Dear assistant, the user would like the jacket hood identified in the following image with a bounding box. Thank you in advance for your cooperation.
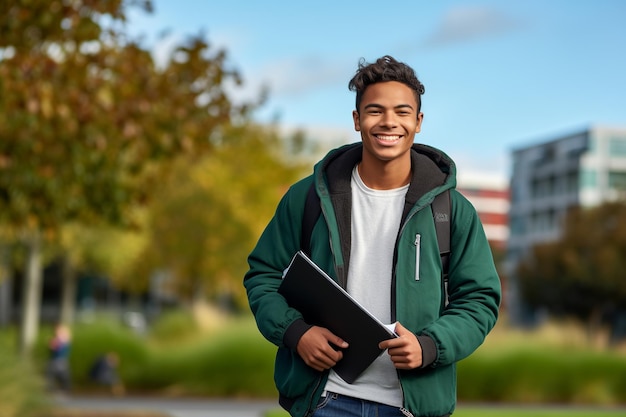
[313,142,457,206]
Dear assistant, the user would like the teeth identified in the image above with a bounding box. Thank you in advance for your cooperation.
[377,135,400,141]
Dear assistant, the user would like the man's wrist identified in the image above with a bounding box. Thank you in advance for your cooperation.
[283,319,313,350]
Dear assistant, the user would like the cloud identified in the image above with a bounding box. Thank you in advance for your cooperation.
[255,55,351,97]
[424,6,524,47]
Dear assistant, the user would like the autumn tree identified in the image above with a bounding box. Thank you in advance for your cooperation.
[139,124,309,310]
[517,201,626,340]
[0,0,256,355]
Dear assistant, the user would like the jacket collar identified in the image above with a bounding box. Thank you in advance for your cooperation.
[318,142,455,203]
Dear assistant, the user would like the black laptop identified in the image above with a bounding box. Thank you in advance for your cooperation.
[278,251,397,383]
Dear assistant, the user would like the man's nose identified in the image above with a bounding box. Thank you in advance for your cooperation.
[381,111,397,127]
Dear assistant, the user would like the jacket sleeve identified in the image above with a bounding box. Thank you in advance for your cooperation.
[243,178,313,349]
[421,190,502,367]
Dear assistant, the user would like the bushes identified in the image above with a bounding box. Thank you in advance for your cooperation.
[86,313,625,404]
[53,312,277,397]
[2,312,624,405]
[456,319,626,405]
[131,320,276,397]
[458,349,626,405]
[68,318,149,390]
[0,331,50,417]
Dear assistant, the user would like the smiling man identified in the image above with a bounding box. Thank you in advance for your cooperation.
[244,56,501,417]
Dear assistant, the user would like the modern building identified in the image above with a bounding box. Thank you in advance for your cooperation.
[456,172,510,250]
[505,125,626,322]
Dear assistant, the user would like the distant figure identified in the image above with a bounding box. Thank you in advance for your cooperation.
[89,352,125,396]
[47,323,72,393]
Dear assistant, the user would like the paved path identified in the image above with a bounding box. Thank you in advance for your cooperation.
[55,395,279,417]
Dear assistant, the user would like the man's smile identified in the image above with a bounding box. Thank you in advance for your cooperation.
[375,134,403,143]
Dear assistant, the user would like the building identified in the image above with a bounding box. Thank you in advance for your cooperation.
[505,125,626,322]
[457,172,510,250]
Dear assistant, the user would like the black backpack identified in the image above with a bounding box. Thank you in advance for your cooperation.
[300,183,451,301]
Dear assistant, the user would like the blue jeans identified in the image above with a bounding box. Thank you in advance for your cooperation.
[312,392,409,417]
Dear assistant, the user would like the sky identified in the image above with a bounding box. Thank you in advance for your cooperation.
[126,1,626,180]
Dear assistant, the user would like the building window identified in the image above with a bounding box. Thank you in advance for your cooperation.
[609,138,626,156]
[608,171,626,190]
[580,169,596,188]
[565,170,579,193]
[509,215,524,236]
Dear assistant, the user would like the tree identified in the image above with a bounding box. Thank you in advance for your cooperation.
[0,0,255,355]
[140,124,308,309]
[517,201,626,340]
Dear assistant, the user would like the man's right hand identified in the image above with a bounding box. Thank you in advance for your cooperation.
[296,326,349,371]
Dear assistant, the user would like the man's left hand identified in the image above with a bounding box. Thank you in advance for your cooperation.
[379,322,423,369]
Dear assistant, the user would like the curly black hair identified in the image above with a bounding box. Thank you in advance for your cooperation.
[348,55,425,114]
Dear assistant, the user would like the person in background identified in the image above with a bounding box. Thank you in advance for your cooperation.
[47,323,72,393]
[89,351,125,396]
[244,56,501,417]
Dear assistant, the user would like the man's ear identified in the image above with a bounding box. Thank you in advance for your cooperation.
[353,110,360,131]
[415,112,424,133]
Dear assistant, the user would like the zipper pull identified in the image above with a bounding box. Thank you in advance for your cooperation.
[414,234,421,281]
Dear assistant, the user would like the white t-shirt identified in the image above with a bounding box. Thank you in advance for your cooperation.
[323,165,408,407]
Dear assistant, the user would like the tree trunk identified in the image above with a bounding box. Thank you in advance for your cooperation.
[59,254,77,325]
[19,230,43,358]
[0,245,12,327]
[587,306,606,348]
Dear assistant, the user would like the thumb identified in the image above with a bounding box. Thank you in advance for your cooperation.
[394,321,409,335]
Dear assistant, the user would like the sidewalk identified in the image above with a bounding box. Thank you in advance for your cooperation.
[55,395,279,417]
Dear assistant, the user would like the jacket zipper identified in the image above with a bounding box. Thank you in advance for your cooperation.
[399,407,416,417]
[304,374,325,417]
[392,203,431,415]
[414,233,421,281]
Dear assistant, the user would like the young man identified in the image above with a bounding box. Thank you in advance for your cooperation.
[244,56,501,417]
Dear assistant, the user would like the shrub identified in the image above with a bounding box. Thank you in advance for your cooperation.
[147,309,199,345]
[0,330,50,417]
[457,332,626,405]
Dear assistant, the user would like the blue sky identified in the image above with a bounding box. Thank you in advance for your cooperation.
[127,1,626,179]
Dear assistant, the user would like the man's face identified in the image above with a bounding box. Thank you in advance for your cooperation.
[353,81,423,165]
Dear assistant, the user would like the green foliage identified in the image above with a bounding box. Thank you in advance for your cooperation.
[518,202,626,329]
[41,318,150,388]
[0,0,253,231]
[0,0,260,356]
[458,349,626,405]
[0,330,50,417]
[132,320,277,397]
[147,309,199,345]
[32,315,625,404]
[141,123,309,305]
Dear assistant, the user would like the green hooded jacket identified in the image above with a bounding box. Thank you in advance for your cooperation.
[244,142,501,417]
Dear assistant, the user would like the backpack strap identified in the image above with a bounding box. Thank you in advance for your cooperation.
[300,182,321,256]
[431,190,451,305]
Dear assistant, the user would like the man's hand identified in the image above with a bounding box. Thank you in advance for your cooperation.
[296,326,349,371]
[379,322,423,369]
